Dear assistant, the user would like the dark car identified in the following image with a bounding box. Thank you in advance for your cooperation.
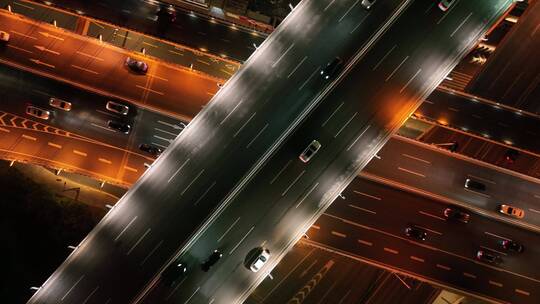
[500,240,524,253]
[320,57,343,80]
[125,57,148,74]
[476,250,501,264]
[464,178,486,191]
[107,120,131,134]
[161,261,187,286]
[405,226,427,241]
[444,207,470,223]
[201,250,222,272]
[139,143,162,156]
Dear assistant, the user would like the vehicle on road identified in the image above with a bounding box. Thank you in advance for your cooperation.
[161,260,187,286]
[500,240,524,253]
[201,250,222,272]
[49,98,72,111]
[405,226,427,241]
[299,140,322,163]
[320,57,343,80]
[139,143,162,156]
[464,178,486,191]
[0,31,9,42]
[107,120,131,134]
[499,204,525,219]
[125,57,148,74]
[26,105,50,120]
[438,0,456,11]
[361,0,377,10]
[106,101,129,115]
[247,248,270,272]
[444,207,470,223]
[476,250,501,264]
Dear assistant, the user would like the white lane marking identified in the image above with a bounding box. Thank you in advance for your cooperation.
[167,158,190,183]
[424,2,435,14]
[350,12,371,34]
[95,109,119,118]
[296,182,319,208]
[229,226,255,255]
[0,127,10,133]
[346,125,370,151]
[270,160,293,184]
[140,240,163,266]
[217,217,241,242]
[373,45,397,71]
[151,142,168,149]
[193,181,216,206]
[402,153,431,164]
[311,225,320,230]
[220,99,244,125]
[419,210,446,221]
[353,190,381,201]
[450,12,473,37]
[331,231,347,238]
[489,280,503,287]
[246,123,269,148]
[529,208,540,214]
[334,112,358,138]
[282,170,306,196]
[10,30,37,39]
[287,56,308,78]
[436,264,451,271]
[76,51,104,61]
[48,142,62,149]
[183,286,200,304]
[484,231,511,241]
[324,0,337,11]
[385,56,409,82]
[71,65,99,75]
[81,286,99,304]
[157,120,182,129]
[22,134,37,141]
[114,216,138,242]
[98,158,112,164]
[534,194,540,199]
[515,289,530,296]
[398,167,425,178]
[124,166,138,173]
[181,169,205,196]
[127,228,151,255]
[154,128,178,136]
[164,277,187,300]
[91,122,115,132]
[73,150,88,157]
[338,0,360,23]
[272,43,295,68]
[153,135,173,143]
[399,68,422,93]
[410,256,424,263]
[467,174,495,184]
[436,0,460,24]
[233,112,256,138]
[463,272,477,279]
[61,275,85,301]
[384,247,398,254]
[480,245,507,256]
[299,67,321,91]
[135,85,164,95]
[358,239,373,246]
[414,224,442,236]
[322,102,344,127]
[348,204,376,214]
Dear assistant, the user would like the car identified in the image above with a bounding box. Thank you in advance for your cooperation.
[299,140,321,163]
[106,101,129,115]
[0,30,9,42]
[107,120,131,134]
[125,57,148,74]
[500,240,524,253]
[476,250,501,264]
[248,248,271,272]
[49,98,72,111]
[438,0,456,11]
[26,105,50,120]
[405,226,427,241]
[361,0,377,10]
[161,260,187,286]
[139,143,162,156]
[320,57,343,80]
[499,204,525,219]
[443,207,470,223]
[201,250,222,272]
[464,178,486,191]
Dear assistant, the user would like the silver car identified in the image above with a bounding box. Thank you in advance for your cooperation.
[106,101,129,115]
[248,248,270,273]
[299,140,321,163]
[26,105,50,120]
[49,98,72,111]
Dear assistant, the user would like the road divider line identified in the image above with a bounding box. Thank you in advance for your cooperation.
[98,158,112,164]
[229,226,254,255]
[515,289,530,296]
[154,128,178,136]
[358,239,373,246]
[331,231,346,238]
[436,264,451,271]
[29,58,55,69]
[126,228,151,256]
[13,2,35,10]
[528,208,540,214]
[353,190,382,201]
[311,225,320,230]
[7,44,33,54]
[484,231,511,240]
[419,211,446,221]
[73,150,87,157]
[76,51,104,61]
[397,166,426,177]
[383,247,398,254]
[10,30,37,39]
[38,31,64,41]
[217,217,241,242]
[197,59,210,65]
[488,280,503,287]
[410,256,424,263]
[114,216,137,242]
[22,134,37,141]
[402,153,431,164]
[150,75,168,82]
[71,65,99,75]
[142,41,158,48]
[48,142,62,149]
[124,166,138,173]
[135,85,164,95]
[167,158,190,183]
[463,272,476,279]
[348,204,376,214]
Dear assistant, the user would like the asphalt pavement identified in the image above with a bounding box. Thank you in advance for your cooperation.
[142,1,515,303]
[26,0,413,302]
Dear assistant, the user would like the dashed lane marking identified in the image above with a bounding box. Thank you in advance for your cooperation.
[124,166,138,173]
[98,158,112,164]
[436,264,451,271]
[22,134,37,141]
[73,150,87,157]
[358,239,373,246]
[331,231,346,238]
[383,248,398,254]
[463,272,477,279]
[48,142,62,149]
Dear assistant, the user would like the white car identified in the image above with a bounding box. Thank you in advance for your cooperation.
[49,98,72,111]
[248,248,270,272]
[0,31,9,42]
[26,105,50,120]
[106,101,129,115]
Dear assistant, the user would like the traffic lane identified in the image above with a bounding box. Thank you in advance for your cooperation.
[0,0,79,30]
[0,11,217,118]
[418,89,540,153]
[364,136,540,230]
[330,177,540,281]
[28,0,415,302]
[0,125,149,185]
[152,0,509,302]
[310,214,539,304]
